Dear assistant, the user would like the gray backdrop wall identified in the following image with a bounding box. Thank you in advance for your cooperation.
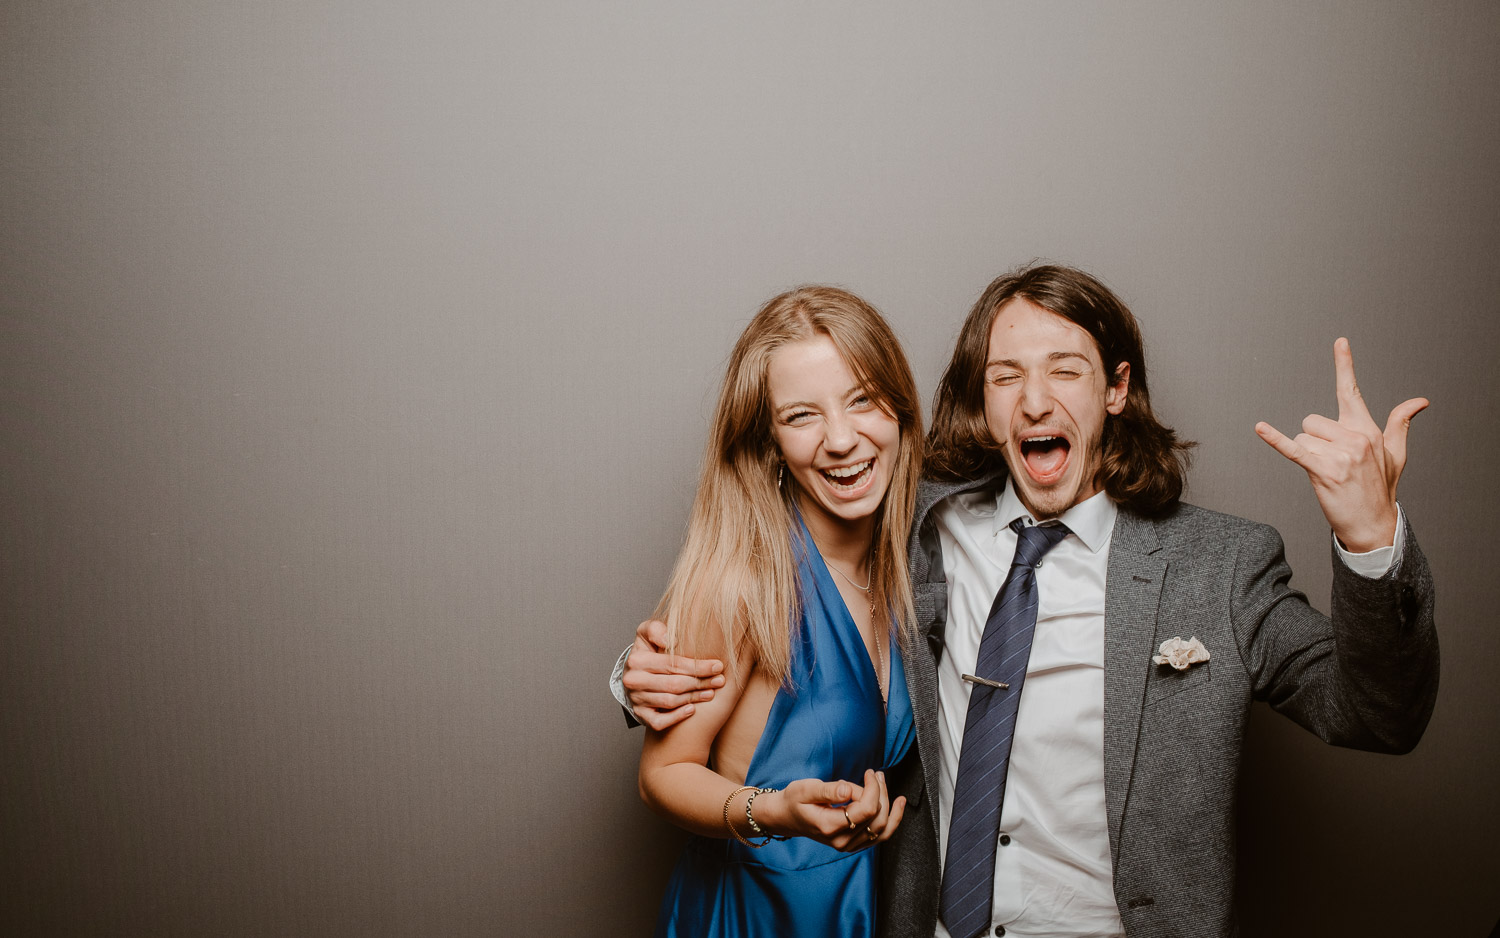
[3,1,1497,935]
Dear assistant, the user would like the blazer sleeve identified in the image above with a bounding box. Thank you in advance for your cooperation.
[1230,518,1438,754]
[609,644,643,728]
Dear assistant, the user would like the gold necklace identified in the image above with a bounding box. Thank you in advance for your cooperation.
[827,561,885,703]
[825,561,871,592]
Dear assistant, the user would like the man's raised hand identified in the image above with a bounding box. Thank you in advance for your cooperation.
[623,619,726,731]
[1255,337,1427,552]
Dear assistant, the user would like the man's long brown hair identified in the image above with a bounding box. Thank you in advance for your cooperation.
[926,263,1193,517]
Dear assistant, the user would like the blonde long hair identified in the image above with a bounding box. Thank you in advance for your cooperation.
[654,286,923,685]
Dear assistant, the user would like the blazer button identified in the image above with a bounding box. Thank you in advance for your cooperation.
[998,834,1011,846]
[993,927,1006,936]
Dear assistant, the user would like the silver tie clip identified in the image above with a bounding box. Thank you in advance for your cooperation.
[962,673,1009,690]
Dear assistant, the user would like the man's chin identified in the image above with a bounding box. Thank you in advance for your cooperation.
[1011,474,1077,520]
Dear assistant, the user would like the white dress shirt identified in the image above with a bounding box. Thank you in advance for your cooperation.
[934,483,1121,938]
[931,481,1404,938]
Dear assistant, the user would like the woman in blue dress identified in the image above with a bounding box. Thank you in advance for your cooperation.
[638,286,921,937]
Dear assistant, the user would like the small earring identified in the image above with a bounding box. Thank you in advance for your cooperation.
[777,464,784,490]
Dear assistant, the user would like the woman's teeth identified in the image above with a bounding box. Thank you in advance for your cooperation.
[821,459,873,490]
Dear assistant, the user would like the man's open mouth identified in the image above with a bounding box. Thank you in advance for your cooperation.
[1019,436,1070,481]
[820,459,874,491]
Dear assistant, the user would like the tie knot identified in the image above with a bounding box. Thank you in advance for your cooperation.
[1008,517,1069,568]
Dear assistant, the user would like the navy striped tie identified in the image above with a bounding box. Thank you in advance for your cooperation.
[939,518,1069,938]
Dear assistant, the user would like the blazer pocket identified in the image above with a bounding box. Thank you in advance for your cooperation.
[1144,660,1211,706]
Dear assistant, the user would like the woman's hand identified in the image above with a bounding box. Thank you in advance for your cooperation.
[750,770,906,851]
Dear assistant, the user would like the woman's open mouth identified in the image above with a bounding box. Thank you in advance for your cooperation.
[820,458,875,492]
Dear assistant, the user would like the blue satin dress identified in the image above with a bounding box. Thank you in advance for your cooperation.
[653,520,916,937]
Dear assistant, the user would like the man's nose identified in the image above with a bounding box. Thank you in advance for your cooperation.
[1020,376,1054,420]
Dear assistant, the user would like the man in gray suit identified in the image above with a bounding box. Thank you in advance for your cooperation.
[617,263,1437,937]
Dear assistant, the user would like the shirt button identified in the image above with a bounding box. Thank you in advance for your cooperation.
[993,927,1006,936]
[998,833,1011,846]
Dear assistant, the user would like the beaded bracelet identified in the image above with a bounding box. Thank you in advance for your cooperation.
[722,786,787,848]
[745,788,788,845]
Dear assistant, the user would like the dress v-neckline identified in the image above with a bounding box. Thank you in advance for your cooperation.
[796,517,888,708]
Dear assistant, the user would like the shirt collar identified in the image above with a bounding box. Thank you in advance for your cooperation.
[994,479,1117,555]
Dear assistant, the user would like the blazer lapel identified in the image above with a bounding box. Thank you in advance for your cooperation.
[908,470,1007,646]
[1103,509,1166,861]
[904,470,1008,826]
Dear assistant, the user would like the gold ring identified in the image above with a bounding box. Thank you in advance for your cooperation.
[842,808,856,830]
[865,827,878,841]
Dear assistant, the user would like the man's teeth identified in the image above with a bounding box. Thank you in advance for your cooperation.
[825,460,872,479]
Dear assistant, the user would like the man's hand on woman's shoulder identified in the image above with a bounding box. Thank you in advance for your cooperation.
[624,619,727,731]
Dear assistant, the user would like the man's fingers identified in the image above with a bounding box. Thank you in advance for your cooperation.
[632,620,723,676]
[630,689,714,710]
[1333,337,1373,424]
[631,621,725,674]
[622,664,722,693]
[624,668,711,694]
[630,619,725,680]
[642,651,725,679]
[1300,412,1355,444]
[627,649,726,681]
[1382,397,1429,468]
[1255,421,1309,467]
[669,654,724,678]
[636,704,694,731]
[638,619,670,650]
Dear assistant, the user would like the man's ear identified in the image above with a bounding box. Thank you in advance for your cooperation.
[1105,361,1130,415]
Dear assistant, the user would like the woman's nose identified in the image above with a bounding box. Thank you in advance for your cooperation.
[823,414,858,452]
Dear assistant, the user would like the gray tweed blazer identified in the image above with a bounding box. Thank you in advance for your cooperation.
[877,473,1439,938]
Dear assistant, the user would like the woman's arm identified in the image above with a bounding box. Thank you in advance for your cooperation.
[637,625,905,849]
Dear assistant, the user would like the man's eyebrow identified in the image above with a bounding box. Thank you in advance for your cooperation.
[985,351,1091,368]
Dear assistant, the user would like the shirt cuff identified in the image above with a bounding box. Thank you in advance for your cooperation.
[609,644,635,714]
[1334,503,1406,579]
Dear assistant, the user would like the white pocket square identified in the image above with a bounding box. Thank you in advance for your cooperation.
[1153,636,1210,671]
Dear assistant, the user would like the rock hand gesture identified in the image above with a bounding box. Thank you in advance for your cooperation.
[1255,338,1428,552]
